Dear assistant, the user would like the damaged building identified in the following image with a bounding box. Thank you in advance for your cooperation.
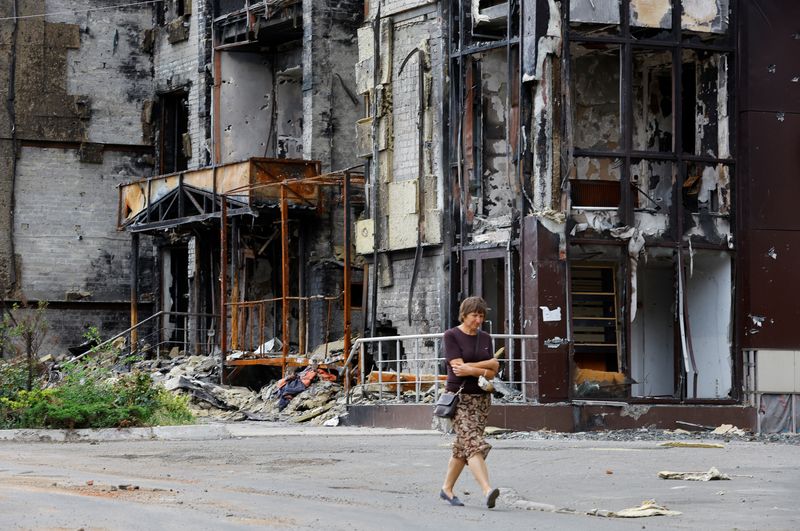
[347,0,800,433]
[1,0,799,432]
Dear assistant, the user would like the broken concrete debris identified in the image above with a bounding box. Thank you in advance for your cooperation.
[658,467,730,481]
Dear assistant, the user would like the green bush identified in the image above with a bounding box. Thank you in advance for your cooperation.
[0,359,194,429]
[0,359,31,401]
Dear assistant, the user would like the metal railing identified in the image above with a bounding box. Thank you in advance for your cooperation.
[75,311,219,362]
[344,333,538,405]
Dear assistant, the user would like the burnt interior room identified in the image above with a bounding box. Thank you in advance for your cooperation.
[565,0,735,401]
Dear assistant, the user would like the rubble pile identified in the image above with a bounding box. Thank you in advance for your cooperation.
[492,426,800,445]
[135,353,349,424]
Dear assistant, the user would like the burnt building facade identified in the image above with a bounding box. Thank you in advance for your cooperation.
[2,0,798,431]
[353,0,799,432]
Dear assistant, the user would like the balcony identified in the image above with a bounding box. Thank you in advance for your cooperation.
[118,157,321,232]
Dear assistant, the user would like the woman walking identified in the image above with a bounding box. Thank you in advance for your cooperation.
[439,296,501,509]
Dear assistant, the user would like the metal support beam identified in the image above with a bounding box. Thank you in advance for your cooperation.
[130,232,139,352]
[280,183,289,375]
[220,197,228,383]
[343,171,353,391]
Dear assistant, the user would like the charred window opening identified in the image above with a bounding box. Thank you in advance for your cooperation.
[159,0,190,26]
[215,0,248,17]
[450,0,519,248]
[162,245,190,345]
[472,1,517,40]
[571,44,621,152]
[632,48,673,152]
[566,0,735,401]
[463,250,515,336]
[159,90,189,174]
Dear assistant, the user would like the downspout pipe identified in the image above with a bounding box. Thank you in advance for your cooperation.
[369,4,381,341]
[4,0,20,294]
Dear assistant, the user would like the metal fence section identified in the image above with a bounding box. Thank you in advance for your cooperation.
[81,311,219,361]
[344,333,538,405]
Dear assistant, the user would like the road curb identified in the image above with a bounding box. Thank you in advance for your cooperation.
[0,422,437,442]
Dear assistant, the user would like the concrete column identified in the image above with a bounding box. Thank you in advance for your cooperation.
[302,0,362,172]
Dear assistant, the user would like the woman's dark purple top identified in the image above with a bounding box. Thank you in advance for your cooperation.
[443,327,493,394]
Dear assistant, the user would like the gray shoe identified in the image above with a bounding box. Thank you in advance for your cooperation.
[485,488,500,509]
[440,489,465,506]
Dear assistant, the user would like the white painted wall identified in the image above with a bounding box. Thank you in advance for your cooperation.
[631,265,675,396]
[686,250,733,398]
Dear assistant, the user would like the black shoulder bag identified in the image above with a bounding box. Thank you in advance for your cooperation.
[433,384,463,418]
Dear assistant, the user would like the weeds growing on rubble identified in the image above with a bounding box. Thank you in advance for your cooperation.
[0,358,194,430]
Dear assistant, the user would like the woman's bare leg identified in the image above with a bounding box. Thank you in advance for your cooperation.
[467,453,492,495]
[442,456,466,496]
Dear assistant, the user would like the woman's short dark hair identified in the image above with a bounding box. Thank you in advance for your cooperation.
[459,296,488,322]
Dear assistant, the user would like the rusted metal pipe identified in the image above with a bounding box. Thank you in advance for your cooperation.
[231,216,239,350]
[280,183,289,375]
[130,232,139,352]
[343,171,352,390]
[220,197,228,384]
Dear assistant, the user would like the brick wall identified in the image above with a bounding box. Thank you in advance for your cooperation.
[47,0,155,146]
[153,0,208,169]
[374,252,446,336]
[14,147,151,302]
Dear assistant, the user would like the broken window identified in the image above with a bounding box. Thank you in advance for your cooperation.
[449,0,519,248]
[681,0,729,38]
[215,0,247,17]
[632,159,673,211]
[570,0,620,36]
[159,90,189,174]
[472,1,518,40]
[566,1,735,400]
[683,51,731,158]
[632,48,673,152]
[682,162,730,215]
[630,0,672,40]
[571,44,621,151]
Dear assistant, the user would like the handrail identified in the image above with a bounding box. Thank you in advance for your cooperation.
[71,311,219,362]
[344,333,538,402]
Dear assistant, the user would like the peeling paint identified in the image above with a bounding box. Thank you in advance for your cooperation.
[544,336,568,348]
[570,210,620,236]
[572,48,620,150]
[569,0,619,25]
[524,0,561,83]
[620,403,651,420]
[630,0,671,29]
[681,0,728,34]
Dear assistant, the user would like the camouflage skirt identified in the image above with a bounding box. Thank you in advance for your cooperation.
[451,393,492,460]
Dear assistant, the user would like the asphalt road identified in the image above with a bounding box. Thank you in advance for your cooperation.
[0,423,798,530]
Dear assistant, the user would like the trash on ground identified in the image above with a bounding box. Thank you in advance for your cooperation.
[660,441,725,448]
[658,467,730,481]
[589,499,682,518]
[711,424,748,436]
